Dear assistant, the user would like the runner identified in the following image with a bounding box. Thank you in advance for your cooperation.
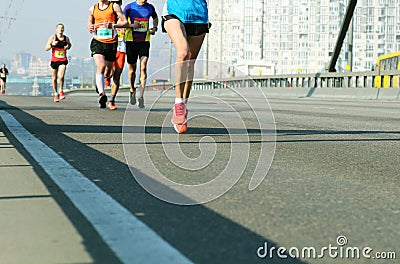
[0,64,9,95]
[106,0,127,110]
[162,0,211,133]
[45,23,72,102]
[124,0,159,108]
[88,0,128,108]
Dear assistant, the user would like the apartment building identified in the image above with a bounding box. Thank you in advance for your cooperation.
[206,0,400,77]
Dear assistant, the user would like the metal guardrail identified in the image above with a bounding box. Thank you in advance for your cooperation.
[65,70,400,93]
[191,70,400,90]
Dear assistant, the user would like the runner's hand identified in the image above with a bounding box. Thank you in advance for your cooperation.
[130,21,140,29]
[105,21,113,29]
[88,24,95,34]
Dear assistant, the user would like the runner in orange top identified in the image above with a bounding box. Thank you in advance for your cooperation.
[88,0,127,108]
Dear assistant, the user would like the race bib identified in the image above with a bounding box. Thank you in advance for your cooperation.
[117,31,125,40]
[55,50,66,59]
[96,27,114,39]
[134,20,149,33]
[0,73,5,78]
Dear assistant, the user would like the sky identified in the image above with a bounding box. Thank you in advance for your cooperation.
[0,0,168,60]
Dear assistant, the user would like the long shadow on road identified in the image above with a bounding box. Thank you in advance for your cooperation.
[1,100,308,264]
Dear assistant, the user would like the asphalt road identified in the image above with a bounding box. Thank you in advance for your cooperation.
[0,88,399,264]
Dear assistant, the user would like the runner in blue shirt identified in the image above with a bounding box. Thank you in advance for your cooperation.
[162,0,211,133]
[124,0,158,108]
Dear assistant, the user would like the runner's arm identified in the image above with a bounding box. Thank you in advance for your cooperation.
[149,16,159,35]
[65,36,72,50]
[112,3,128,28]
[88,6,95,34]
[45,35,55,51]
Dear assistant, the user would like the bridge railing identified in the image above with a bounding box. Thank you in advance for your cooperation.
[190,70,400,90]
[66,70,400,92]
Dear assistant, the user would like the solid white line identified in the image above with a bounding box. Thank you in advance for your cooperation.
[0,110,192,264]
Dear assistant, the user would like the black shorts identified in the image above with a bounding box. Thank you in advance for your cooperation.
[90,38,118,62]
[50,60,68,70]
[161,14,210,36]
[126,41,150,65]
[0,77,6,83]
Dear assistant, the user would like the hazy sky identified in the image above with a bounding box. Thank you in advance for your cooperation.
[0,0,168,60]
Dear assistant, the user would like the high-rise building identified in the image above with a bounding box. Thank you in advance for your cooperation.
[205,0,400,77]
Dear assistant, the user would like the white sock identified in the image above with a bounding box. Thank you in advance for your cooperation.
[175,98,184,104]
[96,74,105,94]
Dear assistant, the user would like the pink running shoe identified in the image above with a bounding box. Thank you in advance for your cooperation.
[60,91,65,100]
[171,102,187,125]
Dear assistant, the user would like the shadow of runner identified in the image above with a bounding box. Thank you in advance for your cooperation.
[0,100,308,264]
[0,106,122,264]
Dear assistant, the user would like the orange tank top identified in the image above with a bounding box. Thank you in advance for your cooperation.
[93,2,118,43]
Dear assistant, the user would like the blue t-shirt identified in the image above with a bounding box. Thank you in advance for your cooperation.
[124,2,157,42]
[163,0,208,24]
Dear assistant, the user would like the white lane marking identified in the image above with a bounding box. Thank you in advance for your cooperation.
[0,110,192,264]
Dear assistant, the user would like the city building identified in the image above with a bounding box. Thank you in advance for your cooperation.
[12,52,31,75]
[206,0,400,78]
[28,56,51,77]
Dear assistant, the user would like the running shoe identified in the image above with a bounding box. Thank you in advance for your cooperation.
[1,90,5,95]
[173,123,188,134]
[99,92,108,108]
[109,101,118,110]
[174,105,188,133]
[130,90,136,105]
[54,94,60,102]
[138,97,144,108]
[171,102,187,125]
[60,91,65,100]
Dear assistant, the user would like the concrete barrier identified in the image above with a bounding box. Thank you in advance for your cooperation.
[376,88,400,100]
[261,87,399,100]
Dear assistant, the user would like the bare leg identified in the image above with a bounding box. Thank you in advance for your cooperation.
[93,54,107,74]
[164,19,190,99]
[128,63,137,93]
[111,67,123,98]
[58,64,67,92]
[0,79,6,93]
[51,69,58,94]
[138,56,148,98]
[183,34,206,100]
[105,65,113,83]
